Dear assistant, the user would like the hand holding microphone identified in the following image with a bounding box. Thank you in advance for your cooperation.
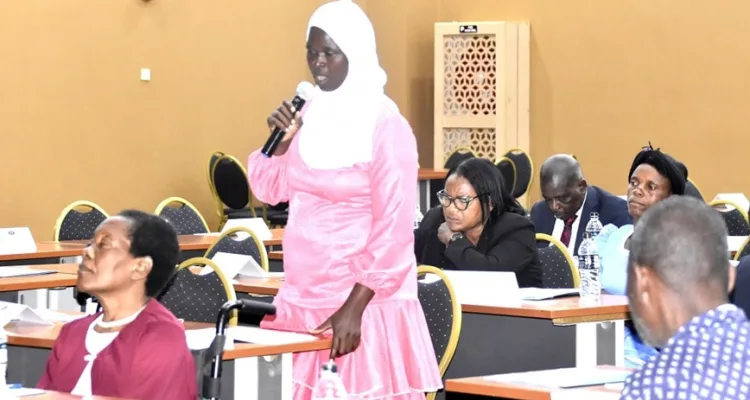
[262,81,316,157]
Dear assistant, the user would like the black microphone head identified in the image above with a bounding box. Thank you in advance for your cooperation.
[296,81,316,101]
[239,298,277,316]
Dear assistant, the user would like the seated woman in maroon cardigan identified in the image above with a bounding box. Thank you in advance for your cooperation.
[414,158,542,287]
[37,210,197,400]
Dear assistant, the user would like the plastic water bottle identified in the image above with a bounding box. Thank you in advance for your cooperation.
[585,212,603,238]
[578,232,591,297]
[577,232,601,303]
[311,360,347,400]
[414,205,424,229]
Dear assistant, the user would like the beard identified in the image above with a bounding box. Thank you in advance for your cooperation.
[630,307,666,349]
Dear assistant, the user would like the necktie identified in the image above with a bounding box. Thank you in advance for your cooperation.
[560,215,577,247]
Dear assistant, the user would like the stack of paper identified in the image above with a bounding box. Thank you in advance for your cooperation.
[0,301,54,327]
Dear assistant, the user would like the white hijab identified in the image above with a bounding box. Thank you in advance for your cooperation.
[297,0,388,170]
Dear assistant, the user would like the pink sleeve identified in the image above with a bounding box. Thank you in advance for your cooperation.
[122,324,198,400]
[247,148,291,205]
[349,113,419,297]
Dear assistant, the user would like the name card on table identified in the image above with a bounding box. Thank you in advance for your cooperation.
[0,227,36,255]
[441,270,522,306]
[202,252,267,279]
[220,218,272,241]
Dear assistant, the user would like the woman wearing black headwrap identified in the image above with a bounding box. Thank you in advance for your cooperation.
[595,143,687,368]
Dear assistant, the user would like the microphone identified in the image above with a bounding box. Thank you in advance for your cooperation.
[261,81,316,157]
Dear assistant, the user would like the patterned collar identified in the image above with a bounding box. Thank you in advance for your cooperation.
[668,303,744,343]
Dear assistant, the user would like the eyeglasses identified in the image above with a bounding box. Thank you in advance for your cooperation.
[436,190,480,211]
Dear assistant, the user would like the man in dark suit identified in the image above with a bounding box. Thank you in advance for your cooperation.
[530,154,632,256]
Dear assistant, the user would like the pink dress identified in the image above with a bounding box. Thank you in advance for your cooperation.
[247,99,442,399]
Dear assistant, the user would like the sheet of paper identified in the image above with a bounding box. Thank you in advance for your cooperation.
[551,389,621,400]
[519,288,580,301]
[0,227,36,255]
[0,267,55,278]
[185,328,235,350]
[727,236,747,253]
[713,193,750,214]
[441,270,521,306]
[221,218,273,241]
[0,301,53,327]
[8,387,47,397]
[193,232,221,236]
[730,259,739,268]
[32,309,86,323]
[484,367,631,389]
[204,252,267,279]
[604,382,625,391]
[231,326,318,345]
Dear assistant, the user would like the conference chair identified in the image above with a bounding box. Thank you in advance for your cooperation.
[155,196,210,235]
[494,156,518,196]
[503,148,534,199]
[685,178,704,201]
[417,265,462,400]
[212,154,261,229]
[204,227,269,272]
[535,233,580,289]
[158,257,238,326]
[709,199,750,236]
[206,150,226,226]
[53,200,109,241]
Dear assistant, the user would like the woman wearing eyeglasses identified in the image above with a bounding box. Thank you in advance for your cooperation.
[414,158,541,287]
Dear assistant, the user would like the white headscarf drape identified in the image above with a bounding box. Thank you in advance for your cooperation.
[297,0,388,170]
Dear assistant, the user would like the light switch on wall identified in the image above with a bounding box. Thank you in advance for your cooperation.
[140,68,151,82]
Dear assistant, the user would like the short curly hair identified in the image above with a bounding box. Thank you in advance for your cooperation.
[118,209,180,297]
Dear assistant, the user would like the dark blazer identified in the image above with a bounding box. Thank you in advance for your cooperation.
[530,185,632,255]
[730,256,750,316]
[414,206,542,288]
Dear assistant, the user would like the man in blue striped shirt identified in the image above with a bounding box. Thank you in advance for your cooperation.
[621,196,749,400]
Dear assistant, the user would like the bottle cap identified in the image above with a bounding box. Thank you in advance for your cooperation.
[322,359,337,373]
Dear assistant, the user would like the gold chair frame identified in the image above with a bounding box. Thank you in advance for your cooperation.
[503,147,535,198]
[53,200,110,241]
[204,226,270,272]
[176,257,238,326]
[211,154,265,230]
[417,265,463,400]
[535,233,580,288]
[494,156,518,195]
[154,196,210,233]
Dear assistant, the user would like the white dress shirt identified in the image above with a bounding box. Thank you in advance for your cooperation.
[550,191,587,256]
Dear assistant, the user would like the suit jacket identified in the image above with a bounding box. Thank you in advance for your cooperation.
[731,256,750,316]
[530,185,632,255]
[37,299,197,400]
[414,206,542,287]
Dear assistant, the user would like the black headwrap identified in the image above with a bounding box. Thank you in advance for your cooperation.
[628,143,687,195]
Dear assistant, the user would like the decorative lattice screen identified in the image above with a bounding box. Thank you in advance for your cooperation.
[434,21,530,168]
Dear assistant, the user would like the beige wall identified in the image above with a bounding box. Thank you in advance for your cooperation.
[1,0,747,238]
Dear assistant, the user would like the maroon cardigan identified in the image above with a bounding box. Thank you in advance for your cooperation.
[37,299,197,400]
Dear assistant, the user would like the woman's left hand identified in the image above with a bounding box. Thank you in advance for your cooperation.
[438,222,454,245]
[309,284,374,358]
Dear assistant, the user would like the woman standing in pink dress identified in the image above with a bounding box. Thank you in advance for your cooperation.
[246,1,442,398]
